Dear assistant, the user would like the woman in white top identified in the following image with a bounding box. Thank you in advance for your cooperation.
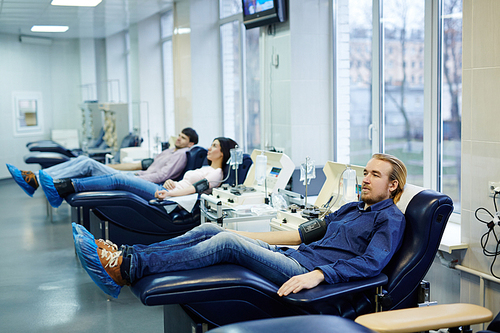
[38,137,238,208]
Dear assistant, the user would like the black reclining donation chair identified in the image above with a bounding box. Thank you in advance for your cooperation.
[66,149,252,246]
[207,315,376,333]
[208,303,495,333]
[129,184,453,332]
[24,131,140,168]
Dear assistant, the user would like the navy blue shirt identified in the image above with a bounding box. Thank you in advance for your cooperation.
[282,198,405,284]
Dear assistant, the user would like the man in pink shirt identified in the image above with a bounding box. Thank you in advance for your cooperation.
[112,127,198,183]
[7,128,199,197]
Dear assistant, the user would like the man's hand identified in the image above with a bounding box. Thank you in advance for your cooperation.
[155,190,170,200]
[163,179,176,190]
[277,269,325,297]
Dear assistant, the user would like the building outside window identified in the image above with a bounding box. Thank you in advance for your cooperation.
[336,0,462,213]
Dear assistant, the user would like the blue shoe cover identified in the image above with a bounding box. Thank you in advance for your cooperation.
[6,164,35,197]
[39,170,63,208]
[73,234,122,298]
[72,222,94,240]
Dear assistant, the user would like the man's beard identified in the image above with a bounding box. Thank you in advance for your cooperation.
[361,191,391,206]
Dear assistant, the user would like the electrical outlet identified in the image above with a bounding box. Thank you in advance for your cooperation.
[488,181,500,197]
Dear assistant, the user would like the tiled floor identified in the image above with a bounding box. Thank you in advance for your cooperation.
[0,179,163,332]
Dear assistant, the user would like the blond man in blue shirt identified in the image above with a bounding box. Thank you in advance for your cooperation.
[73,153,407,299]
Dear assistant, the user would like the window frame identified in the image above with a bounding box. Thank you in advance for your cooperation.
[334,0,461,220]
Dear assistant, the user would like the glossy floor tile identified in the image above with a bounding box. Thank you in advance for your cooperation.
[0,179,163,333]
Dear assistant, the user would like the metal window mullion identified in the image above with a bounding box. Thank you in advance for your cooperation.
[240,23,248,151]
[372,0,384,154]
[219,12,243,25]
[423,0,441,190]
[332,0,338,162]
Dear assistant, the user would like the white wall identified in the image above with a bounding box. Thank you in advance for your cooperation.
[0,34,81,179]
[106,31,128,103]
[261,0,333,166]
[137,14,165,150]
[79,38,97,101]
[459,0,500,318]
[289,0,332,165]
[190,0,222,148]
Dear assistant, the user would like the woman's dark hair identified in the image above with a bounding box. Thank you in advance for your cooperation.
[208,137,238,175]
[181,127,199,145]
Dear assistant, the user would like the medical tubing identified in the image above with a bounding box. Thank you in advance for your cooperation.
[320,167,360,219]
[474,192,500,279]
[319,168,345,219]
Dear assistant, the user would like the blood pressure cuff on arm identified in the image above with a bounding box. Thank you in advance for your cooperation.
[298,218,327,244]
[193,179,209,194]
[141,158,154,170]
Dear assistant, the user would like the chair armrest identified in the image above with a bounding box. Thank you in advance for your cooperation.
[23,152,71,169]
[282,274,388,306]
[66,191,174,208]
[355,303,493,333]
[130,263,388,308]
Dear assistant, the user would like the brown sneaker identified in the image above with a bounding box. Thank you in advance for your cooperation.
[95,239,119,253]
[97,248,130,286]
[21,170,39,190]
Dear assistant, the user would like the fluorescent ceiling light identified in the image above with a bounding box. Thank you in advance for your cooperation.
[31,25,69,33]
[51,0,102,7]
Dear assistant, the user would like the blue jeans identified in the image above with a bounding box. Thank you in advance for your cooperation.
[72,173,163,201]
[124,223,310,285]
[44,156,118,179]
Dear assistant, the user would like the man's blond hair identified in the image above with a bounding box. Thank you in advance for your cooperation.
[372,153,407,204]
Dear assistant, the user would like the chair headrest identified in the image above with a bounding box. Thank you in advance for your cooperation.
[396,184,425,214]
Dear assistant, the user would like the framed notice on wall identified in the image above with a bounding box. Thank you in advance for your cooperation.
[12,91,44,136]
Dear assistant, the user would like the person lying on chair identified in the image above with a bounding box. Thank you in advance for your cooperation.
[30,137,237,208]
[6,127,199,197]
[73,153,407,299]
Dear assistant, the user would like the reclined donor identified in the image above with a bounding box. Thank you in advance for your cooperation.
[73,153,408,299]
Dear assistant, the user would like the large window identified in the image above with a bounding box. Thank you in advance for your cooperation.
[219,0,261,152]
[383,1,425,186]
[336,0,462,213]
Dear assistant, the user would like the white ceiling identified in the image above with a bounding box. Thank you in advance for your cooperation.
[0,0,174,39]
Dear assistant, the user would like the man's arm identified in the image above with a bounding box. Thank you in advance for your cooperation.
[107,162,142,171]
[232,229,323,296]
[277,269,325,296]
[230,229,302,245]
[139,150,187,183]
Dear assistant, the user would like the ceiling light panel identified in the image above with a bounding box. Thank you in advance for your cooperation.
[31,25,69,32]
[51,0,102,7]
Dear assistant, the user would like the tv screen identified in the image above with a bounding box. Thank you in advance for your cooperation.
[242,0,286,29]
[243,0,274,16]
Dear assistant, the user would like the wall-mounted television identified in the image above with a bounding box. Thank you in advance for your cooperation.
[242,0,287,29]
